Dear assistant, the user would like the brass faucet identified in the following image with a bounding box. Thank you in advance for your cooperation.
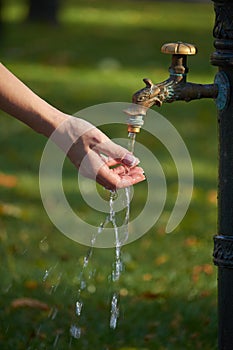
[126,41,228,134]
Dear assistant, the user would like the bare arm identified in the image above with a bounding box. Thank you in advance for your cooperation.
[0,63,145,189]
[0,63,66,136]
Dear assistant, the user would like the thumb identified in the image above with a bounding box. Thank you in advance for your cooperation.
[95,139,140,167]
[121,152,140,167]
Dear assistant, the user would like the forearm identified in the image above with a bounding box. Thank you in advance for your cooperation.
[0,64,145,189]
[0,63,67,137]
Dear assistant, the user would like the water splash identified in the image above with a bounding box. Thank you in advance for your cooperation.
[111,247,123,283]
[70,131,137,336]
[109,190,125,329]
[53,334,59,348]
[43,270,49,282]
[70,324,81,339]
[42,268,51,282]
[48,307,58,320]
[75,301,83,316]
[71,229,100,340]
[110,292,120,330]
[108,133,136,329]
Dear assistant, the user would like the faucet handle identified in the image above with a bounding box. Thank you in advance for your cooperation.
[161,42,197,55]
[161,42,197,76]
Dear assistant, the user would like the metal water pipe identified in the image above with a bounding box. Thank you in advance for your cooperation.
[212,1,233,349]
[126,1,233,348]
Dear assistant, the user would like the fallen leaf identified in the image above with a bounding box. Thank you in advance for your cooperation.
[155,254,169,266]
[139,291,161,300]
[192,264,214,283]
[142,273,153,281]
[24,280,39,290]
[0,172,17,188]
[11,298,49,311]
[184,237,200,248]
[200,290,211,298]
[192,266,202,283]
[207,189,217,205]
[202,264,214,275]
[119,288,128,296]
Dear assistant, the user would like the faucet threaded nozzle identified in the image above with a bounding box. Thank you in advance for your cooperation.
[127,114,144,133]
[127,125,141,133]
[124,107,145,134]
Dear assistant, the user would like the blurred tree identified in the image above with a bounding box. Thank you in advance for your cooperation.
[27,0,60,24]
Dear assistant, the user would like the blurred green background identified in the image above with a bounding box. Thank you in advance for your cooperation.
[0,1,218,349]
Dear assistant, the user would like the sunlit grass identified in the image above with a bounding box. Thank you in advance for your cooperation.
[61,3,213,29]
[1,2,27,22]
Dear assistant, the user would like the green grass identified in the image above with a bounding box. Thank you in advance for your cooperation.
[0,1,218,349]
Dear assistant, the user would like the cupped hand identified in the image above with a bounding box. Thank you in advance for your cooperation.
[54,116,145,190]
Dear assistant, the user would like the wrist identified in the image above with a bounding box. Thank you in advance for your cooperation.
[34,105,69,138]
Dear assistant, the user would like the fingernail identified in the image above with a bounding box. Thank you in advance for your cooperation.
[122,153,139,167]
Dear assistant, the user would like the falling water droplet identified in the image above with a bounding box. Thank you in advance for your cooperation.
[51,307,58,320]
[71,130,136,335]
[43,269,50,282]
[110,293,119,329]
[112,250,123,282]
[48,307,58,320]
[70,324,81,339]
[53,333,60,348]
[75,301,83,316]
[80,280,86,290]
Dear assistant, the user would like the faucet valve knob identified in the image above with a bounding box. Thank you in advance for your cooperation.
[161,41,197,76]
[161,42,197,56]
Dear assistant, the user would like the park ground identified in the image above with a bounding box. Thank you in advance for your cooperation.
[0,1,218,349]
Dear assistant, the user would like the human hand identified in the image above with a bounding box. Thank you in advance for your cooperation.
[52,116,145,190]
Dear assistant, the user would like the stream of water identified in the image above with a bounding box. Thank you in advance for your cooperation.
[70,132,137,339]
[109,132,136,329]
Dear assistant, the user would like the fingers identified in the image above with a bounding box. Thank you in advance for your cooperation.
[72,127,145,189]
[95,139,140,168]
[111,165,144,176]
[79,154,145,190]
[105,154,139,168]
[96,163,146,190]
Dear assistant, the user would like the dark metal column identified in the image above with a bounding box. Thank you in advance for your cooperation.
[211,1,233,349]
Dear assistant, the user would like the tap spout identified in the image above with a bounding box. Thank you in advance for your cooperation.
[125,42,221,134]
[131,42,219,110]
[132,77,218,109]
